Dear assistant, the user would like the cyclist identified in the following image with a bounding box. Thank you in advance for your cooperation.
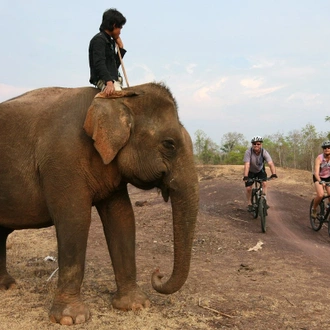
[311,141,330,218]
[243,136,278,212]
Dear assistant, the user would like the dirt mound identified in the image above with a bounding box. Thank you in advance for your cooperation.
[2,165,330,329]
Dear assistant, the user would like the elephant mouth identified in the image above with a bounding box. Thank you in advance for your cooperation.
[129,175,170,203]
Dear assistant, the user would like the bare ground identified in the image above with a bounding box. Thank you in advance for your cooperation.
[1,165,330,330]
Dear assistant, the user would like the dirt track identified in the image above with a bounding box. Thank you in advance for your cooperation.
[1,165,330,329]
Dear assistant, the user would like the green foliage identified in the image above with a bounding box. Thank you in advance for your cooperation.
[194,130,221,164]
[223,145,246,165]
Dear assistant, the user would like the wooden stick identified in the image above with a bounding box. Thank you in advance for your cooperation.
[117,45,129,87]
[228,216,248,223]
[198,298,234,319]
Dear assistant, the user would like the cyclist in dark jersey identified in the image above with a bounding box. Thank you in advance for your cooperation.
[311,141,330,218]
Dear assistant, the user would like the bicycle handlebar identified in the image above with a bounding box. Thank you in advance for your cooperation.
[246,177,274,184]
[319,181,330,186]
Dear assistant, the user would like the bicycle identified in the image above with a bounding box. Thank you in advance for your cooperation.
[309,182,330,235]
[248,177,273,233]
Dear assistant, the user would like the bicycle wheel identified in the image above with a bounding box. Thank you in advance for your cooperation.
[251,189,258,218]
[259,198,267,233]
[310,199,324,231]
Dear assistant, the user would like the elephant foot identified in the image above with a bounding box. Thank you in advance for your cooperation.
[112,288,151,311]
[0,273,16,290]
[49,296,90,325]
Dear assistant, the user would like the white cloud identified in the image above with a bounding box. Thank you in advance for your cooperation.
[287,92,322,106]
[239,76,285,98]
[251,59,276,69]
[240,77,264,89]
[243,85,285,98]
[128,64,156,85]
[192,77,228,102]
[186,63,197,74]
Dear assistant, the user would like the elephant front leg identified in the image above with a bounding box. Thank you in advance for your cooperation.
[0,227,16,290]
[96,191,150,311]
[49,215,91,325]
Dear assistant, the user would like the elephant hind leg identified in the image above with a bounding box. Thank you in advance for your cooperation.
[0,226,16,290]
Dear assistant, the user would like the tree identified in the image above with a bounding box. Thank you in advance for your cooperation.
[223,145,247,165]
[286,130,302,169]
[194,130,220,164]
[220,132,247,153]
[301,124,322,171]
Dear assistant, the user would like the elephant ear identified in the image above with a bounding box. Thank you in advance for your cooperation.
[83,98,132,165]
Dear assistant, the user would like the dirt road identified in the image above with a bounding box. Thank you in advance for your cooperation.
[1,165,330,329]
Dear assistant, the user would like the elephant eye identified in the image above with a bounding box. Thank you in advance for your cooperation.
[162,138,176,150]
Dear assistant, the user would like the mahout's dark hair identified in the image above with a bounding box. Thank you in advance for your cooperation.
[99,8,126,32]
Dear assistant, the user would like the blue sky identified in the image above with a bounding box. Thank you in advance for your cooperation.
[1,0,330,144]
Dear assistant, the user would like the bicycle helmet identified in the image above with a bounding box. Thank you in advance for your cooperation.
[321,141,330,148]
[251,136,263,143]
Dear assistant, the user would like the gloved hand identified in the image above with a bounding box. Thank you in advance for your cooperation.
[243,176,249,181]
[270,174,278,179]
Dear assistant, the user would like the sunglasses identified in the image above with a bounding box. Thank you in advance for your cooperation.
[252,142,262,145]
[323,147,330,150]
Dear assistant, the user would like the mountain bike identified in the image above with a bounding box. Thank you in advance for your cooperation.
[248,177,272,233]
[310,182,330,235]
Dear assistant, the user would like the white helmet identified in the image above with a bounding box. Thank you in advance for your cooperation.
[321,141,330,148]
[251,136,263,143]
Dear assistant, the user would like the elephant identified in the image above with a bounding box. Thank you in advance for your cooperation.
[0,82,199,325]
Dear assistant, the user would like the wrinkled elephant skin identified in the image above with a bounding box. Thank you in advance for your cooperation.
[0,83,199,325]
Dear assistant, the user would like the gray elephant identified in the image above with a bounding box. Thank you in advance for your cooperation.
[0,82,199,325]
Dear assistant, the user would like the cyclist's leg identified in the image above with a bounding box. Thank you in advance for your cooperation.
[256,169,268,194]
[323,176,330,204]
[312,175,324,210]
[245,172,255,209]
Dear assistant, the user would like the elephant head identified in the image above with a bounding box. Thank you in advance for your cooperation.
[83,82,199,294]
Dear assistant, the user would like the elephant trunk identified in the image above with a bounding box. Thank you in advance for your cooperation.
[151,171,199,294]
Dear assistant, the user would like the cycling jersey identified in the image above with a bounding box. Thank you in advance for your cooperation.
[317,153,330,179]
[243,148,272,173]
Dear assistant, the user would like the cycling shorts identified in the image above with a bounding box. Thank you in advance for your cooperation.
[313,175,330,183]
[245,170,267,187]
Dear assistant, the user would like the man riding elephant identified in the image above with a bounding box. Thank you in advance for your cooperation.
[0,82,199,325]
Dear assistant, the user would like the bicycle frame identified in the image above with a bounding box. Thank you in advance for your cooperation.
[310,182,330,235]
[248,177,272,233]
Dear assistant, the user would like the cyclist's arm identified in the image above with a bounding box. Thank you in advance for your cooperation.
[267,161,276,176]
[314,155,322,183]
[243,162,250,177]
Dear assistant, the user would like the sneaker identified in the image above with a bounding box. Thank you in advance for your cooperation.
[247,205,254,212]
[114,80,122,91]
[311,209,317,219]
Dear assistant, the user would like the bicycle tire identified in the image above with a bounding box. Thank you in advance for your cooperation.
[310,199,324,231]
[259,198,267,233]
[251,189,258,218]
